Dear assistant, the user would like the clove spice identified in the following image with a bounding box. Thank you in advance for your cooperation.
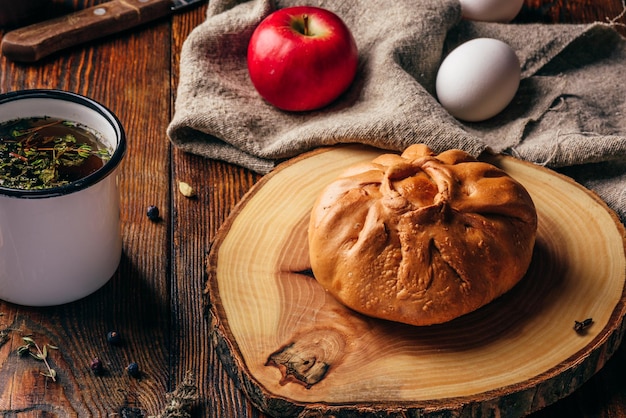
[574,318,593,333]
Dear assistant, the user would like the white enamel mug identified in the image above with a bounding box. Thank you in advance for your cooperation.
[0,90,126,306]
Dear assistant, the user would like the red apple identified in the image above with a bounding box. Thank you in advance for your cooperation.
[247,6,358,112]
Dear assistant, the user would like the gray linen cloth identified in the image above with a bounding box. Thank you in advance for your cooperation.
[167,0,626,223]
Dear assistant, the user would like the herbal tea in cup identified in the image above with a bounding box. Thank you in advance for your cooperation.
[0,89,126,306]
[0,117,112,189]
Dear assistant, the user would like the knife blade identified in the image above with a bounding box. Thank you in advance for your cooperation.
[1,0,205,63]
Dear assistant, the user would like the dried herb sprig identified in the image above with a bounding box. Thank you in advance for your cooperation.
[16,336,59,381]
[149,371,198,418]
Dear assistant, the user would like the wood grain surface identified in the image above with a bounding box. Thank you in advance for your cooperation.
[207,146,626,417]
[0,1,625,417]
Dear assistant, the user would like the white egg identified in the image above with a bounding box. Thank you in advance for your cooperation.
[460,0,524,23]
[435,38,520,122]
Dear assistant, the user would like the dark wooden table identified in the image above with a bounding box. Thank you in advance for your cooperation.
[0,1,625,416]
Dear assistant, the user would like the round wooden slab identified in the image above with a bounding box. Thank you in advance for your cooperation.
[206,145,626,417]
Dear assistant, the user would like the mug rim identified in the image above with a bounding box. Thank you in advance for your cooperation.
[0,89,127,199]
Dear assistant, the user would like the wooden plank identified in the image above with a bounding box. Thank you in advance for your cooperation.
[520,0,626,36]
[0,5,173,416]
[169,3,265,417]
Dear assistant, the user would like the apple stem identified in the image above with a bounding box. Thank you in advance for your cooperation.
[303,14,309,36]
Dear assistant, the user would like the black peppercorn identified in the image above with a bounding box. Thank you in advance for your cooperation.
[107,331,121,345]
[90,357,103,375]
[127,362,140,378]
[146,205,160,221]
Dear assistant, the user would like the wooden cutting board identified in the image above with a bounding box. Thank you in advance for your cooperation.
[205,145,626,417]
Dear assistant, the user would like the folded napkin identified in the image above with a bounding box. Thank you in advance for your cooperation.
[167,0,626,223]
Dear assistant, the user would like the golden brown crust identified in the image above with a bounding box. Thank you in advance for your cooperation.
[308,144,538,326]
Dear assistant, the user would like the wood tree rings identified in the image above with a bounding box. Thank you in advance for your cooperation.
[206,145,626,417]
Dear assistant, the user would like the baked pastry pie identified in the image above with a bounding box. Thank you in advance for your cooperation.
[308,144,538,326]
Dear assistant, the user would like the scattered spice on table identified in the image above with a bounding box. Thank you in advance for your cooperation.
[574,318,593,333]
[147,205,160,221]
[107,330,122,345]
[127,362,140,378]
[90,357,104,375]
[178,181,196,198]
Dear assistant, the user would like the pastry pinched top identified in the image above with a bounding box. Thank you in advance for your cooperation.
[308,144,538,326]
